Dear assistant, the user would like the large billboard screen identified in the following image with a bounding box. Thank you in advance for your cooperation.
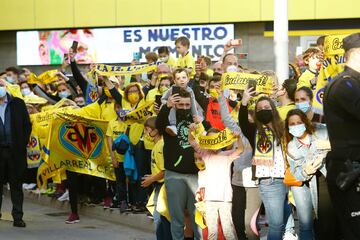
[16,24,234,65]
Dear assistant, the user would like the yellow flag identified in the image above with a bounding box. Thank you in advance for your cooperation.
[221,72,273,94]
[312,35,347,114]
[47,113,115,181]
[28,70,59,84]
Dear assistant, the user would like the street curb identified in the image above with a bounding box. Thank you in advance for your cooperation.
[18,190,155,232]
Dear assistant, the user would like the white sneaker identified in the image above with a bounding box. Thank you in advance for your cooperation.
[22,184,29,189]
[283,232,298,240]
[24,183,37,190]
[57,190,69,202]
[165,126,177,136]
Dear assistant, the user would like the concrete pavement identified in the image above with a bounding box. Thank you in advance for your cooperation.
[0,194,155,240]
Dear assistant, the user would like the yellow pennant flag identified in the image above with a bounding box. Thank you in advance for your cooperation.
[194,128,237,150]
[221,72,273,94]
[28,70,59,84]
[312,35,347,114]
[92,63,157,76]
[47,113,115,181]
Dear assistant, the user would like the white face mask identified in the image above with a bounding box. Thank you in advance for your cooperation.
[289,124,306,138]
[226,65,238,73]
[21,88,31,96]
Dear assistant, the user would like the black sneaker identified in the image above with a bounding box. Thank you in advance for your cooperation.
[132,205,147,214]
[120,201,131,213]
[13,219,26,228]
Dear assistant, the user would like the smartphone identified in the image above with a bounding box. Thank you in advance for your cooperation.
[155,95,162,106]
[63,53,69,61]
[172,86,180,95]
[230,39,242,47]
[71,41,78,52]
[133,52,141,61]
[248,79,257,91]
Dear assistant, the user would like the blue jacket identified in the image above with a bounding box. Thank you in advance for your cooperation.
[113,134,138,182]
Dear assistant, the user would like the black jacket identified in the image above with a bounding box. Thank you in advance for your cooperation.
[324,66,360,159]
[1,95,32,179]
[156,105,198,174]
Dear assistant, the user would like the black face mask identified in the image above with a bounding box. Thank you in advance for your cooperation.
[176,109,192,121]
[199,86,206,92]
[228,99,238,109]
[255,109,273,124]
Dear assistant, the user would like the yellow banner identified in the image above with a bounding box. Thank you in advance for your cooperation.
[6,83,23,99]
[312,35,347,114]
[195,128,237,150]
[221,72,273,94]
[92,63,157,76]
[28,70,59,84]
[123,101,154,124]
[47,114,115,181]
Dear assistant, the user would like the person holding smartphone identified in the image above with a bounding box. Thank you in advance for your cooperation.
[285,109,329,240]
[160,68,200,136]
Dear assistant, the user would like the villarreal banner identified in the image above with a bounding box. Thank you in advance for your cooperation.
[26,132,41,169]
[221,72,273,94]
[92,63,157,76]
[312,35,346,114]
[47,114,115,181]
[28,70,59,84]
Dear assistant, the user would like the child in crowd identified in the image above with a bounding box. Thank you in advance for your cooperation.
[297,47,322,90]
[158,46,177,69]
[161,68,199,136]
[106,102,131,212]
[142,116,172,240]
[189,124,244,240]
[175,36,196,79]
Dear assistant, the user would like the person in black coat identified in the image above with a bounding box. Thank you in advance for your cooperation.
[0,84,32,228]
[323,33,360,239]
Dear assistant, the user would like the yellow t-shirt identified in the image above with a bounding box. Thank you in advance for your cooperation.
[106,119,128,162]
[165,56,177,69]
[297,69,316,90]
[277,103,296,121]
[101,101,117,121]
[177,52,196,78]
[151,139,165,183]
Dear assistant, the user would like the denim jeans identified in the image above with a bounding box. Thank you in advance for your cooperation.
[291,185,314,240]
[165,170,201,240]
[259,178,293,240]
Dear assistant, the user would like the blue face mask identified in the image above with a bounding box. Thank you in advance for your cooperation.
[0,87,6,98]
[5,76,15,84]
[289,124,306,138]
[296,101,311,113]
[58,91,70,99]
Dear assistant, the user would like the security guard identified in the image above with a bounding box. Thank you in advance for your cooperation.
[324,33,360,240]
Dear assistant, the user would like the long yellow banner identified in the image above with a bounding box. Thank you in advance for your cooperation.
[123,101,154,124]
[93,63,157,76]
[221,72,273,94]
[28,70,59,84]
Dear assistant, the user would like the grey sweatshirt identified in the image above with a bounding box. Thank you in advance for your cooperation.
[218,96,257,187]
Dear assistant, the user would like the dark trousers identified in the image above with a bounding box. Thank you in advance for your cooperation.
[114,162,127,203]
[232,185,247,240]
[326,158,360,240]
[0,147,24,221]
[66,170,79,214]
[129,141,151,206]
[314,174,342,240]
